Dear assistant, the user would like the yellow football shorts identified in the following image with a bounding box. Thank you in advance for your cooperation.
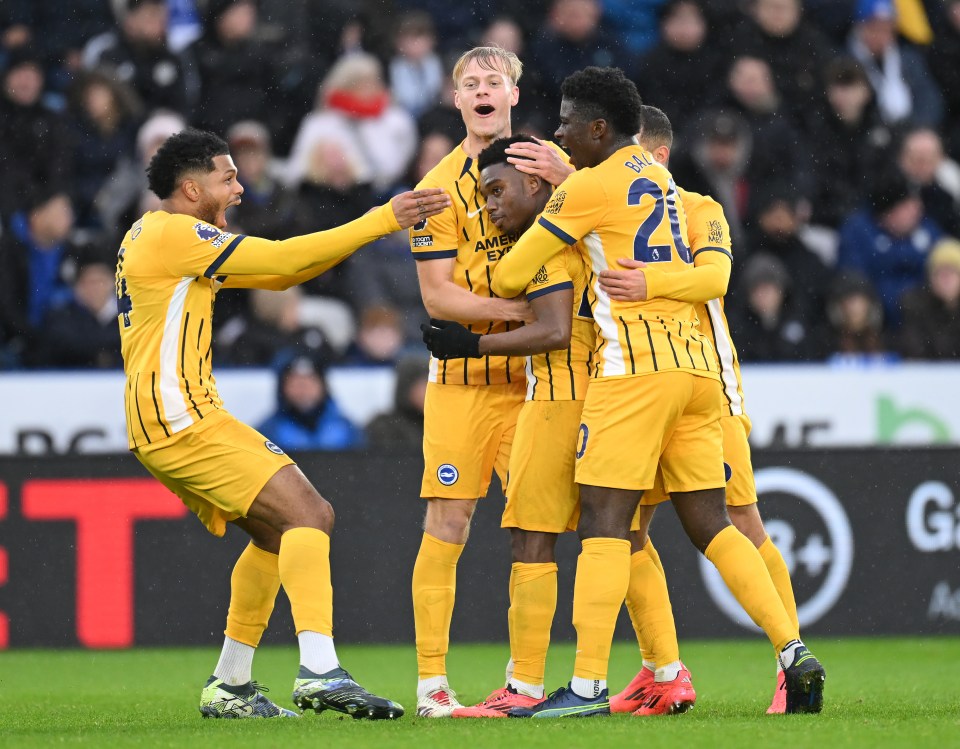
[133,409,294,537]
[421,381,526,499]
[634,413,757,525]
[501,399,583,533]
[575,371,725,493]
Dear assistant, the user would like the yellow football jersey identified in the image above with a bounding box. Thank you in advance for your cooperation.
[680,188,745,417]
[410,140,568,387]
[493,145,718,381]
[117,205,400,448]
[522,245,593,402]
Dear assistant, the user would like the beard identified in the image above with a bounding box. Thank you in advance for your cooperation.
[197,193,224,227]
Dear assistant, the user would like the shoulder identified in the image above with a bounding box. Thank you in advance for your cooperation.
[420,145,469,187]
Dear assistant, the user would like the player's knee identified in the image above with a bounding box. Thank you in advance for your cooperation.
[424,499,474,543]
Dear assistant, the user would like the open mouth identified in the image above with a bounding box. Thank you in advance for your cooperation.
[474,104,495,117]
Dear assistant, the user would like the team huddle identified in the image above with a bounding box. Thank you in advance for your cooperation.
[116,45,825,721]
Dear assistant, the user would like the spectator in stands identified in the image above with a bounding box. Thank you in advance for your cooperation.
[82,0,199,116]
[746,188,832,326]
[727,253,814,361]
[807,56,893,228]
[223,120,296,239]
[0,46,73,219]
[929,0,960,158]
[34,256,122,369]
[837,170,943,324]
[811,271,893,362]
[720,55,816,209]
[670,110,752,243]
[414,57,463,142]
[98,109,186,237]
[216,286,352,367]
[388,11,443,118]
[340,305,407,367]
[899,237,960,359]
[286,52,417,197]
[897,127,960,237]
[847,0,944,127]
[528,0,625,112]
[258,352,364,451]
[601,0,666,55]
[365,354,428,448]
[635,0,728,130]
[730,0,836,128]
[189,0,279,135]
[65,70,142,230]
[0,190,83,367]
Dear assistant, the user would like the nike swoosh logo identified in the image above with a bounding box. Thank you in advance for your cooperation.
[466,204,487,218]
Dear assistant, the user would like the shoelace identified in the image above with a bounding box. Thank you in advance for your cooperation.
[249,681,270,694]
[543,686,570,704]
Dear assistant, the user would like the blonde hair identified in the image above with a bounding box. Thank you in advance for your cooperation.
[451,45,522,88]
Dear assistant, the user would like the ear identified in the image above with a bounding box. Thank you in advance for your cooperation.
[509,84,519,107]
[592,118,608,141]
[654,145,670,165]
[524,172,542,195]
[180,177,201,204]
[453,88,462,111]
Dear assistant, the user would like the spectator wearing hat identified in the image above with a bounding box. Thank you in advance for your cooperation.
[726,252,815,361]
[634,0,729,130]
[285,52,417,197]
[0,46,73,219]
[0,190,84,367]
[899,237,960,359]
[258,353,364,452]
[745,187,832,325]
[670,109,752,244]
[33,255,122,369]
[837,169,944,323]
[810,271,893,362]
[806,56,893,227]
[897,126,960,237]
[847,0,943,127]
[189,0,280,135]
[82,0,199,116]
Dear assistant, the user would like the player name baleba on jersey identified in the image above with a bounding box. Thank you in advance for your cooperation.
[410,143,556,387]
[116,212,238,449]
[538,146,720,381]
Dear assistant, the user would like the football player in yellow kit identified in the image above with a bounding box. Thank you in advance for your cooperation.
[421,134,591,717]
[407,46,571,718]
[601,105,805,715]
[491,67,824,718]
[117,127,448,720]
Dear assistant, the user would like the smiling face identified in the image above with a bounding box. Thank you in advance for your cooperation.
[454,57,519,143]
[192,154,244,229]
[480,162,544,236]
[554,97,600,169]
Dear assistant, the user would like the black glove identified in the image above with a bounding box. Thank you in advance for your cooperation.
[420,318,482,359]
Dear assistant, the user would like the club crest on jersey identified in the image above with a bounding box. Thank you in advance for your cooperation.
[545,190,566,215]
[194,222,220,241]
[437,463,459,486]
[708,220,724,245]
[264,441,285,455]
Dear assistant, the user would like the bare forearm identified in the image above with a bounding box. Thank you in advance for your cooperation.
[478,319,568,356]
[422,280,528,323]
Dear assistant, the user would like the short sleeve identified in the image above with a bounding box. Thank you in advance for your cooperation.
[683,190,732,257]
[410,175,458,260]
[524,249,573,301]
[535,169,607,246]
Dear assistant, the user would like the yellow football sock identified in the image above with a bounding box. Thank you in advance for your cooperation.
[758,537,800,633]
[509,562,557,685]
[412,533,464,679]
[572,538,631,680]
[278,527,333,636]
[705,526,798,653]
[625,540,679,668]
[645,537,666,577]
[224,542,281,647]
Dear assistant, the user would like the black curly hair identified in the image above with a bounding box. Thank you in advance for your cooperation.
[146,128,230,199]
[560,66,643,138]
[639,105,673,149]
[477,134,539,173]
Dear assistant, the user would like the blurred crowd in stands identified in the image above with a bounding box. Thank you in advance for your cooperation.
[1,0,960,445]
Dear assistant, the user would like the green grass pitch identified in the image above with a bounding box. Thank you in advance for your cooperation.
[2,637,958,748]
